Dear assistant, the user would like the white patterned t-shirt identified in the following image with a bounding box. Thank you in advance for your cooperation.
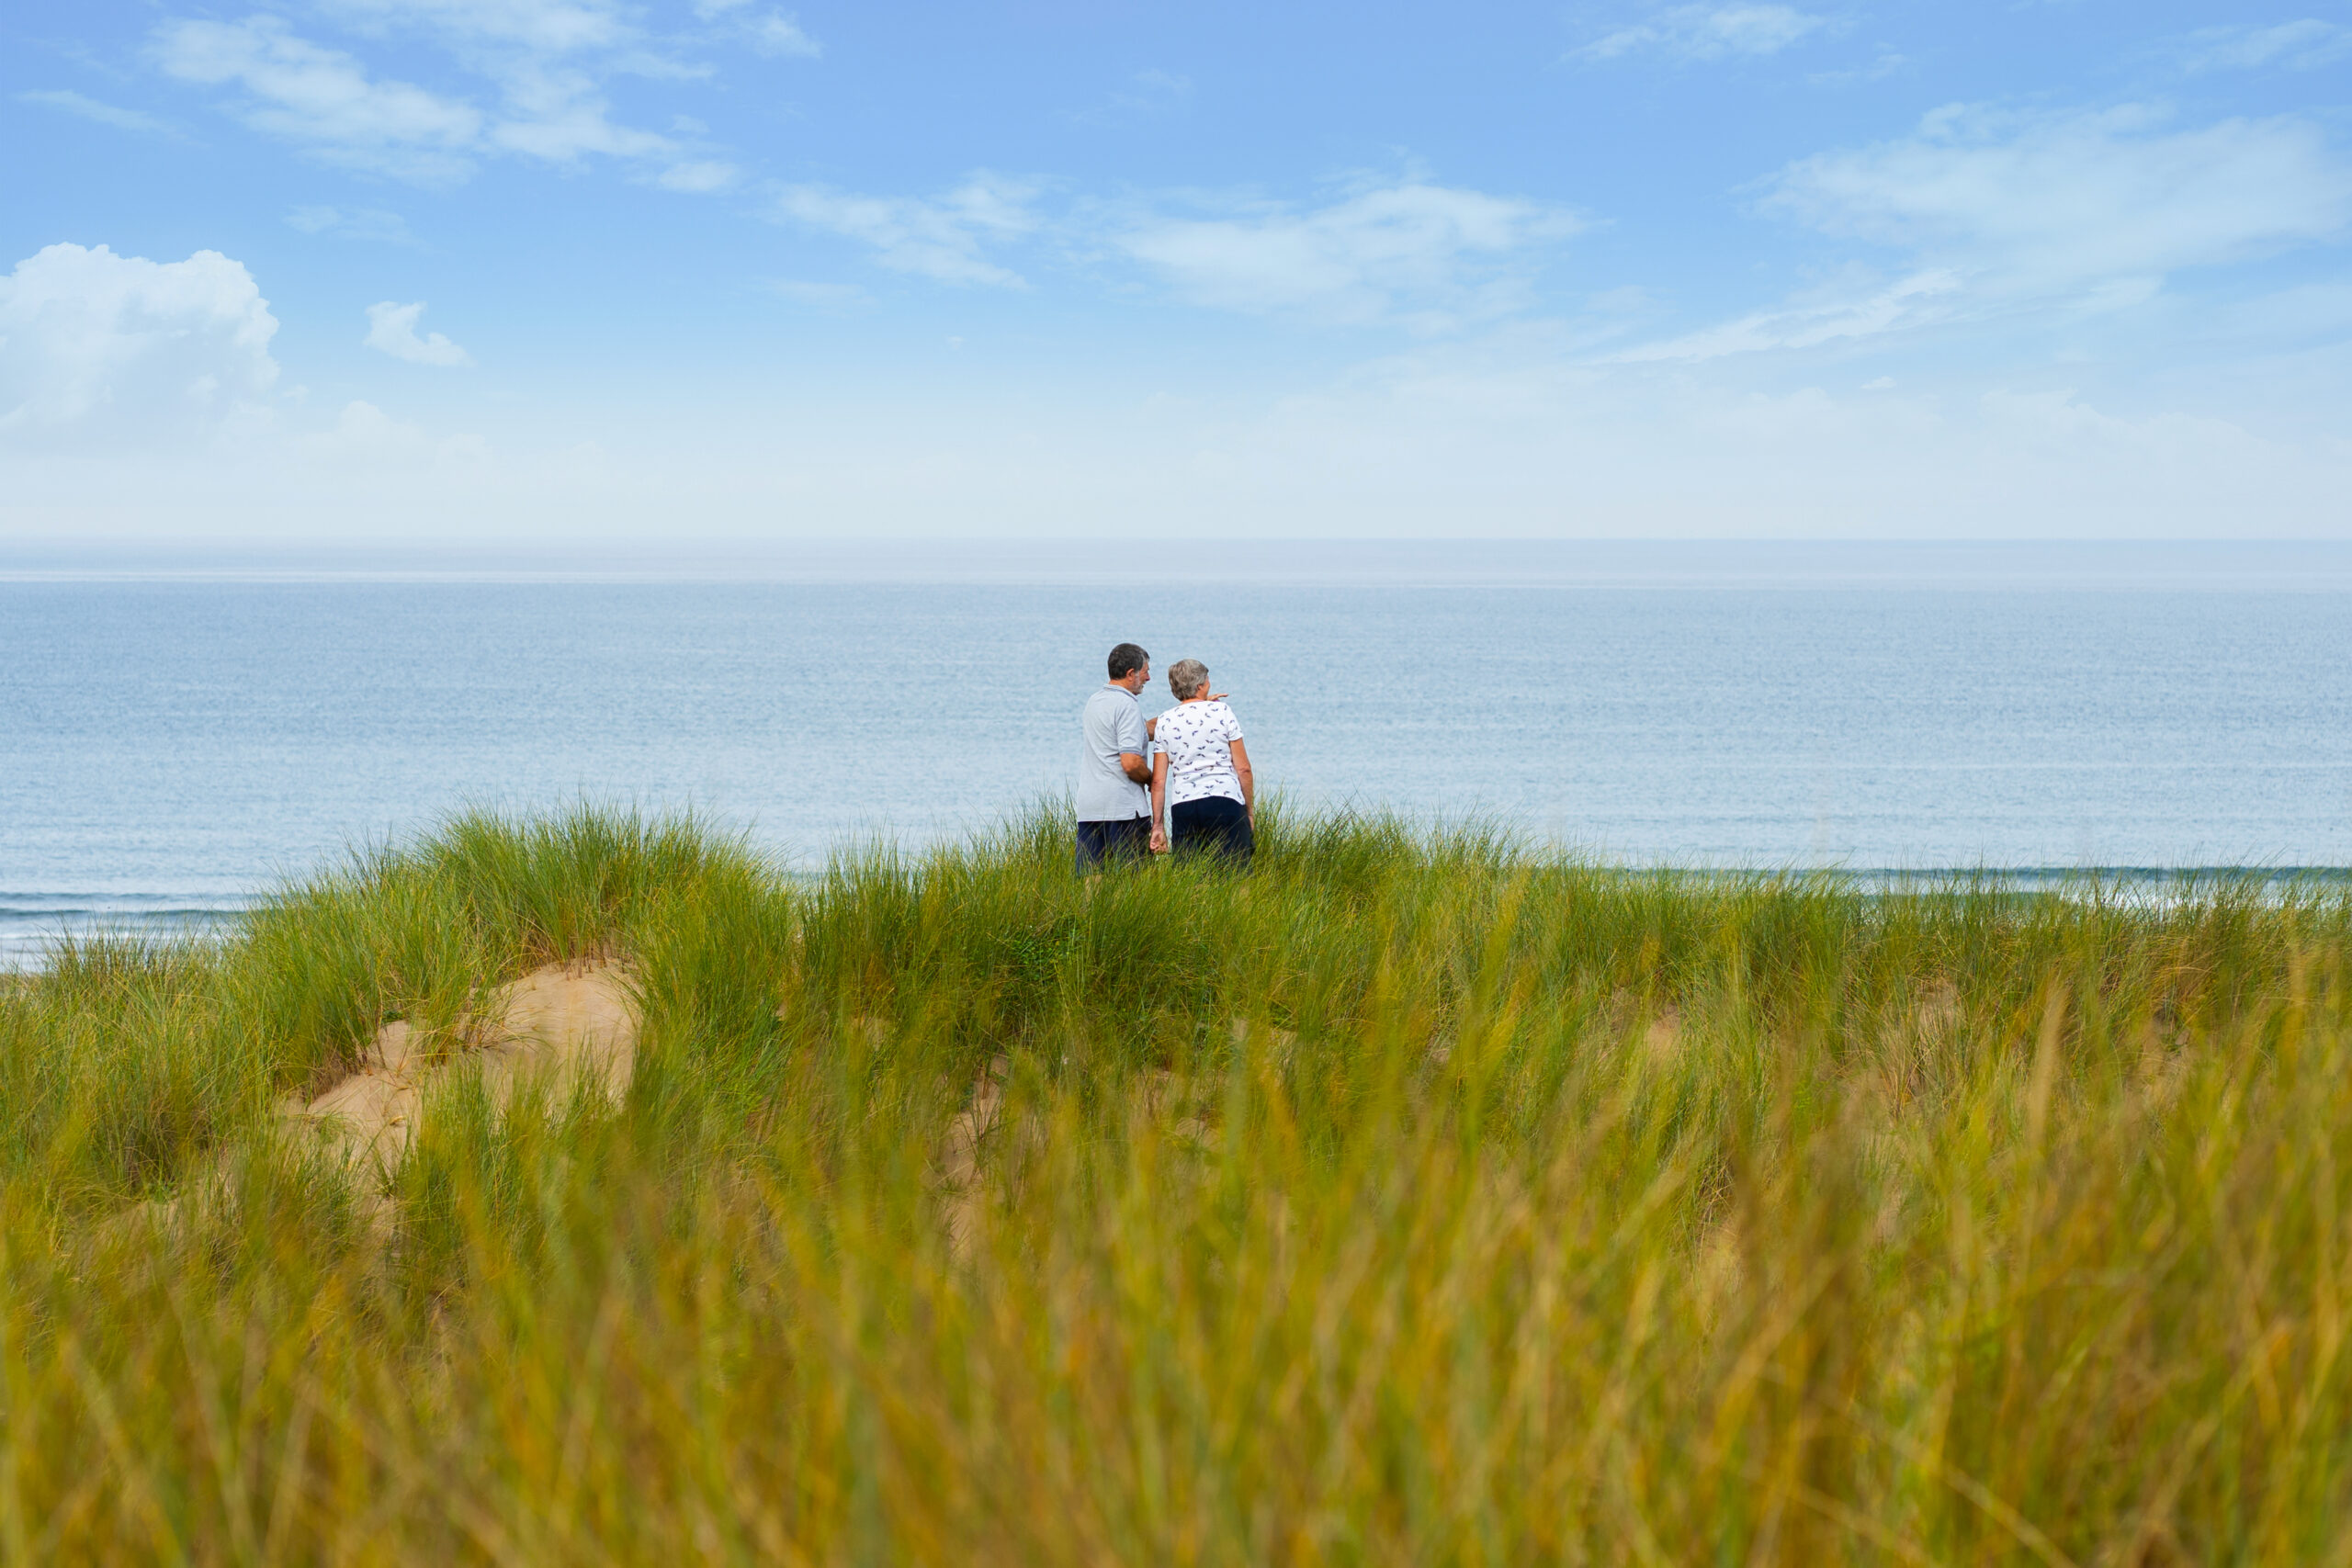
[1155,699,1245,807]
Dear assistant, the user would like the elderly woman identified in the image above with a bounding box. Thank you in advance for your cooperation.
[1149,659,1254,864]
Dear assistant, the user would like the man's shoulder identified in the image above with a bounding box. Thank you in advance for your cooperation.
[1083,684,1135,715]
[1085,686,1144,744]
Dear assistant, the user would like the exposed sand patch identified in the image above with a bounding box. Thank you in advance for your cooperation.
[1642,1006,1682,1071]
[104,962,639,1248]
[288,960,639,1180]
[939,1053,1011,1262]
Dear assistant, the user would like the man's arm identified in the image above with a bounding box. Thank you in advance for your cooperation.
[1120,702,1151,784]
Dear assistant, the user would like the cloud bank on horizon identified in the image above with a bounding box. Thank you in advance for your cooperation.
[3,0,2350,542]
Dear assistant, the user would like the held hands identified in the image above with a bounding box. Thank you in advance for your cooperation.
[1149,824,1169,854]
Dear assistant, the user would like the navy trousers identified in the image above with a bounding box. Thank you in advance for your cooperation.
[1076,816,1150,873]
[1170,795,1253,866]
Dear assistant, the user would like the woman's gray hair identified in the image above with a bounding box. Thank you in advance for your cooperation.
[1168,659,1210,700]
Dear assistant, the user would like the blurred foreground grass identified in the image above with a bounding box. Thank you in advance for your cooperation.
[6,804,2352,1563]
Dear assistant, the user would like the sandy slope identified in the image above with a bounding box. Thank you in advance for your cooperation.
[100,962,639,1251]
[289,961,639,1179]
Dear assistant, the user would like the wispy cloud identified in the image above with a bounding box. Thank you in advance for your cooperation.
[768,171,1581,325]
[775,176,1039,287]
[287,205,415,243]
[1623,102,2352,362]
[2167,19,2352,73]
[1766,104,2352,290]
[654,160,738,193]
[151,1,808,190]
[1069,68,1193,125]
[1111,179,1582,327]
[480,60,672,161]
[304,397,489,469]
[154,17,482,183]
[17,88,179,136]
[1808,51,1907,87]
[692,0,821,58]
[364,300,472,366]
[1613,269,1966,361]
[315,0,634,55]
[1572,4,1828,63]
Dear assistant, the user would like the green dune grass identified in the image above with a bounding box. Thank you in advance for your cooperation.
[5,804,2352,1562]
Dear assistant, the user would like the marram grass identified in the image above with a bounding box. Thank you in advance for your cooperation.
[5,804,2352,1562]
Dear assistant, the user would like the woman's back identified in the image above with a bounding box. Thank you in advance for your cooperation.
[1156,699,1245,805]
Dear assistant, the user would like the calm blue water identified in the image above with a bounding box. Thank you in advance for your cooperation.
[5,567,2350,963]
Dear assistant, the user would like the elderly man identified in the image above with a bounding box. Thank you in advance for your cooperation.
[1075,642,1155,872]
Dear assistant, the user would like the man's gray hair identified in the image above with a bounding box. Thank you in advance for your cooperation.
[1168,659,1210,700]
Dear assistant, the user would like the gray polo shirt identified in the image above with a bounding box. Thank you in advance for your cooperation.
[1076,682,1149,822]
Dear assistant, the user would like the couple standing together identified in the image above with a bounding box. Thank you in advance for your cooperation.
[1075,642,1255,871]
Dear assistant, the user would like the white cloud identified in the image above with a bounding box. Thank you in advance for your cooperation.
[145,0,819,195]
[744,14,821,57]
[2171,20,2352,73]
[481,62,672,162]
[654,160,738,193]
[1633,104,2352,364]
[17,89,177,136]
[1114,180,1581,326]
[154,17,482,182]
[306,398,428,457]
[150,4,792,187]
[309,0,706,164]
[287,205,415,243]
[316,0,633,54]
[364,300,472,366]
[691,0,821,56]
[1809,51,1907,86]
[0,243,279,447]
[1616,269,1966,361]
[769,173,1578,321]
[775,176,1037,287]
[304,398,490,467]
[1766,104,2352,291]
[1574,5,1827,62]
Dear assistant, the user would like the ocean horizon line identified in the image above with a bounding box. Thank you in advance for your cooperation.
[8,537,2352,590]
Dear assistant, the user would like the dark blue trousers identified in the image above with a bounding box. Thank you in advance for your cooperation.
[1076,816,1150,873]
[1171,795,1253,866]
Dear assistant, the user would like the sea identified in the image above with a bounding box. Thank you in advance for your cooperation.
[5,540,2351,968]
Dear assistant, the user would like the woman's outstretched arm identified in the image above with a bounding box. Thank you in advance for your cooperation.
[1150,751,1170,852]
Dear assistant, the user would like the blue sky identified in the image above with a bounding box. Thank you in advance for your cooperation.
[5,1,2352,543]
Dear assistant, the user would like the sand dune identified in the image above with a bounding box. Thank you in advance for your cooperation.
[105,962,639,1248]
[292,961,638,1179]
